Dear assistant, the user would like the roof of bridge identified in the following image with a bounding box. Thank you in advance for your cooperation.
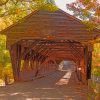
[0,9,100,48]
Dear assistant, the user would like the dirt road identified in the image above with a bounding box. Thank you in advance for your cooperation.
[0,69,87,100]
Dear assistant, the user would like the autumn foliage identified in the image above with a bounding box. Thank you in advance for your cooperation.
[67,0,100,29]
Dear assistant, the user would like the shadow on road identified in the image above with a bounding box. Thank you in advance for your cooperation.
[0,61,87,100]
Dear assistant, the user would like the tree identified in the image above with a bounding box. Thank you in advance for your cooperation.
[0,0,57,30]
[0,35,10,67]
[67,0,100,29]
[0,34,12,83]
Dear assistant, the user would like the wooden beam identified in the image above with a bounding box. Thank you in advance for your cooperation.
[21,40,39,58]
[10,44,21,82]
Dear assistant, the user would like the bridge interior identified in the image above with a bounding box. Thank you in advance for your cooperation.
[10,39,89,82]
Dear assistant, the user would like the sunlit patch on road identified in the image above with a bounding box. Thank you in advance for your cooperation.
[56,71,72,85]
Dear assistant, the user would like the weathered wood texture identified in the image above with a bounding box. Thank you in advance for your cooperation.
[0,9,99,82]
[0,9,99,48]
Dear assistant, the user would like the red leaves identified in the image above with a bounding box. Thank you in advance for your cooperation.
[96,7,100,16]
[67,0,100,28]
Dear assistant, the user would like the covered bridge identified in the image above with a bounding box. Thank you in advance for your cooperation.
[0,8,100,82]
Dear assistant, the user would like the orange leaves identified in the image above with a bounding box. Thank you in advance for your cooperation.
[77,0,91,5]
[86,2,96,10]
[68,0,100,28]
[83,0,91,5]
[92,43,100,76]
[82,9,89,16]
[83,21,96,31]
[15,8,21,14]
[96,8,100,16]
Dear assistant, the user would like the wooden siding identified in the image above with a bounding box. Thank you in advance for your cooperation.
[0,9,99,48]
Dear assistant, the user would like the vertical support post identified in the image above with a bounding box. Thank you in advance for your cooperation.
[84,45,93,79]
[10,44,21,82]
[75,60,82,81]
[87,50,92,79]
[80,51,87,83]
[17,44,21,79]
[35,60,40,77]
[84,46,88,80]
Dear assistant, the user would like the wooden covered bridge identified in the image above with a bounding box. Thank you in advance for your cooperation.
[0,8,100,82]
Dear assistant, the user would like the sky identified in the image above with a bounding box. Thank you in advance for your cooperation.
[55,0,76,11]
